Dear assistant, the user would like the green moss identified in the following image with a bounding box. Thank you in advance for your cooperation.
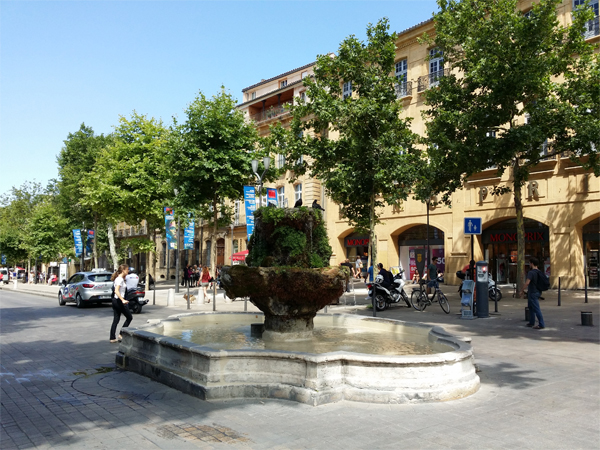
[247,207,332,269]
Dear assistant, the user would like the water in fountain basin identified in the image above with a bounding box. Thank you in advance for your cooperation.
[160,315,448,356]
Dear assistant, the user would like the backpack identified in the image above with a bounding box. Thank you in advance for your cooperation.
[535,269,550,292]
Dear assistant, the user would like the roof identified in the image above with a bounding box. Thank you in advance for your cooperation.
[242,61,316,92]
[395,18,434,38]
[236,78,306,108]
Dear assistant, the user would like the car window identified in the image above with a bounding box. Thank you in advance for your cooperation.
[88,274,112,282]
[68,274,79,284]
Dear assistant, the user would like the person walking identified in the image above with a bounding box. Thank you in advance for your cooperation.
[354,257,363,279]
[367,262,374,283]
[110,264,133,343]
[183,263,190,287]
[200,266,211,303]
[523,257,546,330]
[426,256,441,295]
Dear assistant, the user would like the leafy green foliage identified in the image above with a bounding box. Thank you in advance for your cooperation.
[280,19,421,269]
[246,207,332,268]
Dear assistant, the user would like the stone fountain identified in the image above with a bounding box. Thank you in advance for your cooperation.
[115,207,480,405]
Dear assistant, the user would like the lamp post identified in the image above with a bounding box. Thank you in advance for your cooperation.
[251,156,271,208]
[174,189,180,294]
[230,223,235,264]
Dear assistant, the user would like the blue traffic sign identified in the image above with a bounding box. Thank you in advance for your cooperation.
[464,217,482,235]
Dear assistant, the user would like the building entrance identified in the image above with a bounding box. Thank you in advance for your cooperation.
[583,219,599,288]
[344,233,369,277]
[482,218,550,284]
[397,225,445,282]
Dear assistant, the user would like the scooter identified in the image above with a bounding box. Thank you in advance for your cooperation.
[367,269,411,311]
[124,269,148,314]
[457,270,502,301]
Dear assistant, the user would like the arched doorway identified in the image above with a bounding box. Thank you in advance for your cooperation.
[216,238,225,267]
[482,218,550,284]
[397,225,445,281]
[583,219,599,288]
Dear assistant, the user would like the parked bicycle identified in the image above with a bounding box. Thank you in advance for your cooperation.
[410,276,450,314]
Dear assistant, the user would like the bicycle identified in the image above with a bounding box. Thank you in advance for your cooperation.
[410,276,450,314]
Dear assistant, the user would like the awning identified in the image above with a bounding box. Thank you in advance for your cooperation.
[230,250,249,261]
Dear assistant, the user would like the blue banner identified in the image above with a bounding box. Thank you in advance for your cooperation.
[86,230,94,255]
[266,188,278,207]
[243,186,256,239]
[184,214,195,250]
[73,229,83,256]
[1,254,6,265]
[164,207,177,250]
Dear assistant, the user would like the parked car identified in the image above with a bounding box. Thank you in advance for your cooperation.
[58,271,114,308]
[0,268,8,284]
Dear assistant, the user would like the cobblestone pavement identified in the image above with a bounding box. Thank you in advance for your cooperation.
[1,285,599,449]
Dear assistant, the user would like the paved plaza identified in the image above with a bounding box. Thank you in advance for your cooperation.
[1,281,599,449]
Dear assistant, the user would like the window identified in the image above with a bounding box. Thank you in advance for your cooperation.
[161,243,166,267]
[277,154,286,169]
[300,91,307,102]
[395,59,409,97]
[429,48,444,87]
[277,186,285,207]
[296,155,304,165]
[301,71,308,79]
[280,80,288,88]
[233,240,239,254]
[234,201,240,226]
[294,183,302,202]
[343,81,352,99]
[524,9,534,18]
[574,0,599,38]
[251,92,256,100]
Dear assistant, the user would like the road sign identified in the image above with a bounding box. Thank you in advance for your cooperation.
[464,217,482,235]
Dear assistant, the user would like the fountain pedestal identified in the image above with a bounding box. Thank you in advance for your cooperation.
[220,265,346,339]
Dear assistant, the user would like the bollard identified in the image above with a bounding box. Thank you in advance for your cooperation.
[12,278,18,290]
[250,323,264,337]
[167,288,175,307]
[581,311,593,326]
[153,286,155,305]
[584,273,588,303]
[557,277,561,306]
[525,307,530,322]
[244,297,247,312]
[186,285,190,310]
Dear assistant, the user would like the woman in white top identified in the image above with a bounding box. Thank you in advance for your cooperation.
[110,264,132,343]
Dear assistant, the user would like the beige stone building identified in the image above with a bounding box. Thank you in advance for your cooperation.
[149,0,598,288]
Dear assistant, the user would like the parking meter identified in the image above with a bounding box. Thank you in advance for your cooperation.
[476,261,489,318]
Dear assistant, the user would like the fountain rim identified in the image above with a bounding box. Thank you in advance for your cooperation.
[122,311,474,364]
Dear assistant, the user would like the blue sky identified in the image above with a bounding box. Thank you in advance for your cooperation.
[0,0,439,195]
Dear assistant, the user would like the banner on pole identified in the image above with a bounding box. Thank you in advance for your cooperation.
[73,229,83,256]
[164,207,177,250]
[183,214,195,250]
[86,230,94,255]
[243,186,256,239]
[266,188,278,207]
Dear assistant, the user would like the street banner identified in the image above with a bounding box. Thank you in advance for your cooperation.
[243,186,256,239]
[266,188,278,207]
[73,229,83,256]
[164,207,177,250]
[183,214,195,250]
[414,248,427,278]
[86,230,94,255]
[1,254,6,265]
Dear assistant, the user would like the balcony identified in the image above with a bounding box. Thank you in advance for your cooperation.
[249,103,292,124]
[395,81,413,99]
[417,69,446,92]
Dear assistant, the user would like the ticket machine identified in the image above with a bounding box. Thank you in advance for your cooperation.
[476,261,489,318]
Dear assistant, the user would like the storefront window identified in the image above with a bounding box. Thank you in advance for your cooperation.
[482,218,550,284]
[583,219,599,288]
[397,225,445,281]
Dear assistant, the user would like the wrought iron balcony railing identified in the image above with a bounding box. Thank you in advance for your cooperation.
[417,69,446,92]
[249,104,292,123]
[395,81,413,98]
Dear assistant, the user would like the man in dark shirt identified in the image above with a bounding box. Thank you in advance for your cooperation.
[524,257,545,329]
[377,263,393,289]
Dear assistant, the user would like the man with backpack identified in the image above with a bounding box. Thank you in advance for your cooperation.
[523,257,548,329]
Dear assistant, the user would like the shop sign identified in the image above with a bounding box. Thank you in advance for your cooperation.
[489,231,544,242]
[345,236,369,247]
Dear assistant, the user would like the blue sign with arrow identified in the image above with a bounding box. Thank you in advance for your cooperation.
[464,217,482,235]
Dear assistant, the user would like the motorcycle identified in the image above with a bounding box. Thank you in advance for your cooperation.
[124,270,148,314]
[367,269,411,311]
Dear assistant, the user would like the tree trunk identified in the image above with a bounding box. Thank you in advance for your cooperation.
[513,158,526,298]
[368,192,377,274]
[93,215,98,269]
[107,223,119,270]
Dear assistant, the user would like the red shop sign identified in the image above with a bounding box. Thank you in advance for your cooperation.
[345,237,370,247]
[490,231,544,242]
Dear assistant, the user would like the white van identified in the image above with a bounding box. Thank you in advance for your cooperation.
[0,268,9,284]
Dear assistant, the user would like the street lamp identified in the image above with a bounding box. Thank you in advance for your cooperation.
[251,156,271,208]
[173,188,181,293]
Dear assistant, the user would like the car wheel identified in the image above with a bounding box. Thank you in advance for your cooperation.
[76,294,84,308]
[58,292,66,306]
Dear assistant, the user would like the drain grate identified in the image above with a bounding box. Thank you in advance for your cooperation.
[156,423,251,444]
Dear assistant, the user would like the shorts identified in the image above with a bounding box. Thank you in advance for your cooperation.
[201,282,209,287]
[427,280,439,289]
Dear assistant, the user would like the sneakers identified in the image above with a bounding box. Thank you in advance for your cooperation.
[110,339,119,343]
[532,325,545,329]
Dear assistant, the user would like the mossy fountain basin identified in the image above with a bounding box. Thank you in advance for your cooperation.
[115,312,480,406]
